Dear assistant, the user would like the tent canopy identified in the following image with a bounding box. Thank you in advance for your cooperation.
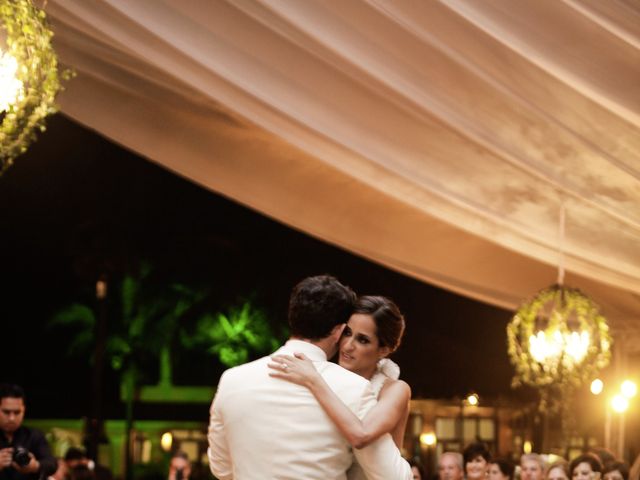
[46,0,640,349]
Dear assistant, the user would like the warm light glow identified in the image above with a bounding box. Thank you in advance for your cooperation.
[160,432,173,451]
[0,48,23,112]
[611,395,629,413]
[529,330,560,362]
[420,432,437,446]
[96,280,108,300]
[529,329,590,367]
[590,379,604,395]
[547,454,562,464]
[467,393,479,406]
[523,441,533,454]
[141,440,151,463]
[621,380,637,399]
[564,330,590,362]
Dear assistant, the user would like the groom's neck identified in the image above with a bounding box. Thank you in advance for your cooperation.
[289,336,336,359]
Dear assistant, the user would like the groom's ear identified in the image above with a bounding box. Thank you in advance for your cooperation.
[331,323,346,341]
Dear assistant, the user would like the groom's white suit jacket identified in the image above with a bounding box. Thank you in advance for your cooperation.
[208,339,412,480]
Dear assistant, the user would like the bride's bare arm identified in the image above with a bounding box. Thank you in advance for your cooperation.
[268,353,411,449]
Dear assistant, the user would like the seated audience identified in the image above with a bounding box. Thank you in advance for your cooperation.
[588,449,616,472]
[48,459,67,480]
[546,460,569,480]
[489,458,515,480]
[439,452,464,480]
[69,466,95,480]
[463,442,491,480]
[569,453,603,480]
[521,454,546,480]
[603,461,629,480]
[409,459,425,480]
[168,452,191,480]
[64,448,112,480]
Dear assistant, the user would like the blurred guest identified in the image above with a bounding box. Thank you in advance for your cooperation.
[69,465,95,480]
[463,442,491,480]
[63,448,111,480]
[521,454,546,480]
[602,461,629,480]
[168,452,191,480]
[489,458,515,480]
[0,384,56,480]
[439,452,464,480]
[63,449,88,470]
[588,449,616,471]
[569,453,603,480]
[409,459,425,480]
[546,460,570,480]
[48,459,67,480]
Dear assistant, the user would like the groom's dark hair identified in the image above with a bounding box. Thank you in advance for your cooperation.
[288,275,356,340]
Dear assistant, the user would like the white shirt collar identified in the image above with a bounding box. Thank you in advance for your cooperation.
[276,339,328,362]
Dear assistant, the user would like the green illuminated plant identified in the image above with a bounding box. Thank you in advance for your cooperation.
[51,264,209,480]
[186,300,283,367]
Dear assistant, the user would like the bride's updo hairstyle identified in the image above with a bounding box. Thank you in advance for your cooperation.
[353,295,405,352]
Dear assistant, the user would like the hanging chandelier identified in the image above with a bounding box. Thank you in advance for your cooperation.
[0,0,67,174]
[507,203,612,411]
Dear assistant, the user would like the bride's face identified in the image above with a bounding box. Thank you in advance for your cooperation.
[339,313,387,378]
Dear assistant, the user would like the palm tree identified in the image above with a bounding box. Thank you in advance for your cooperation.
[50,264,208,480]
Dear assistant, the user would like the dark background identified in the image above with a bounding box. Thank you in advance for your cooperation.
[0,114,520,420]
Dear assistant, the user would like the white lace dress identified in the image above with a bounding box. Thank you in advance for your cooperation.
[346,359,401,480]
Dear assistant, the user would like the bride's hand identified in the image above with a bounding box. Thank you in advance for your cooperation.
[268,352,319,388]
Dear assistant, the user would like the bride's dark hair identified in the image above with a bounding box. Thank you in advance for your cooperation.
[353,296,405,352]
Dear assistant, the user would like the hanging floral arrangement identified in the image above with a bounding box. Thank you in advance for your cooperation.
[0,0,69,173]
[507,283,611,411]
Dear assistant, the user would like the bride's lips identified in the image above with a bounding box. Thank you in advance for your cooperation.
[341,351,354,362]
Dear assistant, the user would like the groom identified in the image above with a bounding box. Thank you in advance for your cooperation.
[208,275,412,480]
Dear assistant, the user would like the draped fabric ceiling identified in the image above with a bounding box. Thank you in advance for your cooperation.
[46,0,640,348]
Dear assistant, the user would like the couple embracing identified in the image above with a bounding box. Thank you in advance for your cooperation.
[207,275,413,480]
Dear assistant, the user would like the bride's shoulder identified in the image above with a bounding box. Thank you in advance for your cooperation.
[380,377,411,401]
[375,359,410,399]
[324,361,370,386]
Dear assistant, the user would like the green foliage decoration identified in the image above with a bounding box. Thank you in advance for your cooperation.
[186,301,282,367]
[507,284,611,412]
[50,265,209,380]
[0,0,70,173]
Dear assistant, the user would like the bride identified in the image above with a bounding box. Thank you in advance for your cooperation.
[268,295,411,456]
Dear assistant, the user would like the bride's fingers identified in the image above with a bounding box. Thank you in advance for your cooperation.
[293,352,308,360]
[267,362,289,371]
[271,355,297,366]
[271,354,294,362]
[269,356,289,365]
